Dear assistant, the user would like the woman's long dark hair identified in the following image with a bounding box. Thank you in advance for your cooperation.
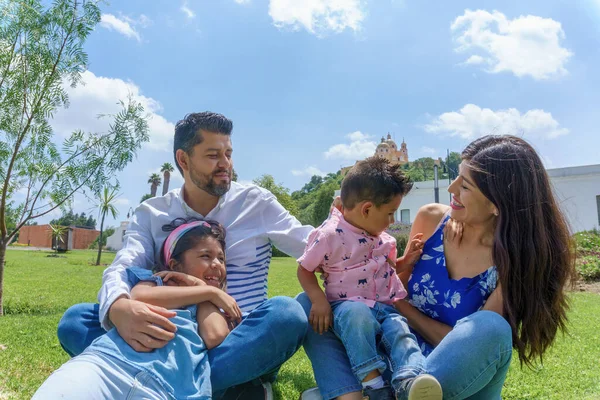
[462,135,576,367]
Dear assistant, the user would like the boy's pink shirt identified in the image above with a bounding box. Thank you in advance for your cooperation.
[298,208,407,306]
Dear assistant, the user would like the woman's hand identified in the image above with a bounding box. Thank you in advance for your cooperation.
[443,218,463,248]
[154,271,205,287]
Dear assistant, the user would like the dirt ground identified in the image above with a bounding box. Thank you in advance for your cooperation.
[574,280,600,294]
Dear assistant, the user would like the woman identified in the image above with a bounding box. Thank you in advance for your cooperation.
[298,135,575,400]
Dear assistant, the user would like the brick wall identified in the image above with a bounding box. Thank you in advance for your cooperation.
[71,227,100,250]
[18,225,52,248]
[17,225,99,249]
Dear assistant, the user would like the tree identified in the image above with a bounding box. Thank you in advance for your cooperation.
[411,157,436,181]
[140,193,152,203]
[94,187,119,265]
[253,174,299,217]
[160,162,174,196]
[48,224,68,254]
[50,210,96,228]
[148,173,161,197]
[311,181,337,226]
[0,0,150,315]
[89,226,115,249]
[445,151,461,181]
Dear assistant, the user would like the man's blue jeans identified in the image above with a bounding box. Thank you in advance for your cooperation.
[330,300,425,394]
[297,293,513,400]
[57,296,307,397]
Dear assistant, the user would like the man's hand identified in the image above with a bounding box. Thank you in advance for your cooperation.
[109,297,178,352]
[309,299,332,335]
[209,290,242,323]
[154,271,205,287]
[402,233,424,268]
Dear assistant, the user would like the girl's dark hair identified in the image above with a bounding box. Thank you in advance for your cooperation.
[462,135,576,367]
[158,218,227,289]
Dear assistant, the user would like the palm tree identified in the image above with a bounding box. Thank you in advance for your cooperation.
[95,187,120,266]
[161,163,175,195]
[148,173,162,197]
[48,224,68,254]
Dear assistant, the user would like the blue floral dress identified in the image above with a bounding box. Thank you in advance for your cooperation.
[407,214,498,355]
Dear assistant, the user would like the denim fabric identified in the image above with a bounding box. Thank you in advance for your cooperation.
[330,300,424,393]
[297,293,512,400]
[57,296,307,398]
[32,351,177,400]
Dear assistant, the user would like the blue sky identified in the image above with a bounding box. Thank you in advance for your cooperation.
[38,0,600,228]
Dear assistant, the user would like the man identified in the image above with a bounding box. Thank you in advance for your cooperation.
[58,112,313,399]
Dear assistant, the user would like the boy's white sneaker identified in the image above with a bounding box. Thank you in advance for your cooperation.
[299,387,323,400]
[406,374,443,400]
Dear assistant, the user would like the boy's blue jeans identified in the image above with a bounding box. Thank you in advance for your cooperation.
[57,296,307,398]
[330,300,424,394]
[297,293,513,400]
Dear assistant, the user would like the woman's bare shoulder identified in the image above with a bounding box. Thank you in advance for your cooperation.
[411,204,451,241]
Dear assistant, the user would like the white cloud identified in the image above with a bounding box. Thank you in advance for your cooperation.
[100,14,141,41]
[234,0,251,3]
[180,2,196,19]
[114,198,130,206]
[269,0,365,35]
[291,166,327,177]
[50,70,175,151]
[420,146,437,155]
[451,10,573,80]
[424,104,569,140]
[324,131,377,160]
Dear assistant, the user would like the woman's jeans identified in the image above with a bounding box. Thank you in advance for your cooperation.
[297,293,513,400]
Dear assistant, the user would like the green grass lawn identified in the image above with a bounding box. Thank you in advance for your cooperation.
[1,249,599,399]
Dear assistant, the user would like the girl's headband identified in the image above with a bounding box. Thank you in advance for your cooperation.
[163,220,211,265]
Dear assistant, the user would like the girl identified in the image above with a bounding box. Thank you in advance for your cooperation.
[33,218,241,399]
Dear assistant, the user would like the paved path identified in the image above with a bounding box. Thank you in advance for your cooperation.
[7,246,52,251]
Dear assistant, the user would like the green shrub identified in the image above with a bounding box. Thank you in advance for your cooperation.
[577,255,600,282]
[388,232,409,254]
[573,230,600,252]
[271,245,291,258]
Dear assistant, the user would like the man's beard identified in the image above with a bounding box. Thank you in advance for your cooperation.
[189,167,231,197]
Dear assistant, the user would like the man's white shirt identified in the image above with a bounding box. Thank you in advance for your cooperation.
[98,181,313,330]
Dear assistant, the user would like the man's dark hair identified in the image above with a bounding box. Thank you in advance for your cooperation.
[341,156,413,210]
[173,112,233,174]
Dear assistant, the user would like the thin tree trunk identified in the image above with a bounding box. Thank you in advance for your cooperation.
[95,212,105,266]
[0,241,6,315]
[150,183,157,197]
[162,172,170,196]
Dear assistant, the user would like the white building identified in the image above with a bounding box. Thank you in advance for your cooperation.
[549,164,600,233]
[106,221,129,252]
[335,164,600,233]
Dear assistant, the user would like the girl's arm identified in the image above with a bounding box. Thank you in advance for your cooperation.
[196,302,231,349]
[130,281,221,310]
[395,299,452,347]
